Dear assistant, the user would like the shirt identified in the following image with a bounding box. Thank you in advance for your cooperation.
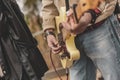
[42,0,117,31]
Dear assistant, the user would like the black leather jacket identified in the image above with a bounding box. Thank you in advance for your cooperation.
[0,0,48,80]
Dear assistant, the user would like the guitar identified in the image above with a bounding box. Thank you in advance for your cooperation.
[55,0,103,68]
[55,7,80,69]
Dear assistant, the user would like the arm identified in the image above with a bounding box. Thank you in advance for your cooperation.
[42,0,59,31]
[62,0,117,35]
[42,0,61,54]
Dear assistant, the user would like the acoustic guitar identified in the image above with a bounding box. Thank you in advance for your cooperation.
[55,0,102,68]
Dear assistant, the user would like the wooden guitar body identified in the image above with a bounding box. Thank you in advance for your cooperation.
[55,0,104,68]
[55,7,80,68]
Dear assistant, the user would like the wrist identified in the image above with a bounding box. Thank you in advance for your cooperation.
[44,28,54,32]
[44,29,56,40]
[86,9,101,24]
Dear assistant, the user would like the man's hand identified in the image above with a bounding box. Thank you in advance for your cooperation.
[46,34,62,54]
[0,66,4,78]
[62,9,92,35]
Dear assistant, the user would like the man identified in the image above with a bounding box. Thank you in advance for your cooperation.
[42,0,120,80]
[0,0,48,80]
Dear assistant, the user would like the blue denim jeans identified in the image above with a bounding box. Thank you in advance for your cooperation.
[69,15,120,80]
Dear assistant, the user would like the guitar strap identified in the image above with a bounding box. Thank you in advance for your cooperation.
[65,0,70,11]
[65,0,79,23]
[72,4,79,23]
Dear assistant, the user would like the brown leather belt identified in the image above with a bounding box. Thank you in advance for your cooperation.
[84,19,106,33]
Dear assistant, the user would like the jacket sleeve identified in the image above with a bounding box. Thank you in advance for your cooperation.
[41,0,59,31]
[0,4,9,37]
[96,0,117,22]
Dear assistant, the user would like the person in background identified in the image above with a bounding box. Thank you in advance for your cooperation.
[0,0,48,80]
[42,0,120,80]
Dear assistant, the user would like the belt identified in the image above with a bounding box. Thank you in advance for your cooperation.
[84,19,106,33]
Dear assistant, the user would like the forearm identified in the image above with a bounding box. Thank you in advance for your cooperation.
[77,0,117,25]
[42,0,59,32]
[71,12,92,34]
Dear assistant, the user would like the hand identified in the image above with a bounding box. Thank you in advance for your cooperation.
[62,9,92,35]
[0,66,4,77]
[46,34,62,54]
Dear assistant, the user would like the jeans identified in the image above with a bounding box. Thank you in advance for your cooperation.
[69,14,120,80]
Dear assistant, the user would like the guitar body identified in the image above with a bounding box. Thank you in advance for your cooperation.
[55,7,80,68]
[55,0,104,68]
